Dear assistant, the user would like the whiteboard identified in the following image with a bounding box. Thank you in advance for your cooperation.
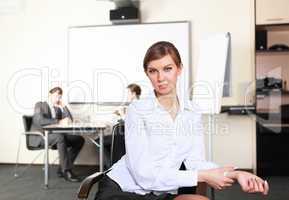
[67,22,190,103]
[192,33,230,114]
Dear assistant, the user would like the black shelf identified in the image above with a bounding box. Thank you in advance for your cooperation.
[256,49,289,53]
[256,24,289,30]
[256,90,289,96]
[221,105,255,115]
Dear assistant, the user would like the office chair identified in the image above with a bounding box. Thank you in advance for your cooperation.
[93,119,125,170]
[14,115,57,177]
[77,120,211,200]
[110,119,125,165]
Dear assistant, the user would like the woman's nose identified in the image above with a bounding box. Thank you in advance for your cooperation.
[157,71,165,82]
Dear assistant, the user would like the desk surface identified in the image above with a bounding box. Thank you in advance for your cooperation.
[43,122,107,131]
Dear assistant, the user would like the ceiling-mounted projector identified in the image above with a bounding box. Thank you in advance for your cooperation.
[110,6,139,24]
[109,0,140,24]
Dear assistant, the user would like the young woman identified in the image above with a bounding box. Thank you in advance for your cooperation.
[95,41,269,200]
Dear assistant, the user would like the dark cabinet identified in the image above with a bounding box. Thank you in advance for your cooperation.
[257,120,289,176]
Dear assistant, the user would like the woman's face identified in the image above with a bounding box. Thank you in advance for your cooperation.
[146,54,182,96]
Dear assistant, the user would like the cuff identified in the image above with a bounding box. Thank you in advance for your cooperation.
[176,170,198,187]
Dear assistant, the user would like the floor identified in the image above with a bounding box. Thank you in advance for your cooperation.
[0,164,288,200]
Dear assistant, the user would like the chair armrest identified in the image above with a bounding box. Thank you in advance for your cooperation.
[77,173,212,200]
[77,172,105,200]
[24,131,44,137]
[196,182,208,196]
[196,182,215,200]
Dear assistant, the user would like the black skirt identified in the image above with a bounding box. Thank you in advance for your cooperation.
[94,175,177,200]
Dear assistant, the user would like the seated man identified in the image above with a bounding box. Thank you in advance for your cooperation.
[30,86,85,182]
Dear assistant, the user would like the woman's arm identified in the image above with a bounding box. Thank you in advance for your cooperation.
[197,167,236,189]
[183,113,269,195]
[183,113,218,170]
[183,113,236,189]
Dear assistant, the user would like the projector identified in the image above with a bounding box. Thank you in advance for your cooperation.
[110,6,140,24]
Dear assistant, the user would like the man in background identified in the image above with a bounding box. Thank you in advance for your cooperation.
[114,83,142,119]
[31,87,84,182]
[100,83,142,169]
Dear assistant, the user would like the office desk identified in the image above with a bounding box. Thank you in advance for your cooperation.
[43,122,107,188]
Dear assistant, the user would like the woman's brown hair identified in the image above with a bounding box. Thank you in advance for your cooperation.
[143,41,182,71]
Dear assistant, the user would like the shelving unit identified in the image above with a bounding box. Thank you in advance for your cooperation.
[255,3,289,176]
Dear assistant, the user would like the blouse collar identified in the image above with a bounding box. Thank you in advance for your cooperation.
[148,88,193,113]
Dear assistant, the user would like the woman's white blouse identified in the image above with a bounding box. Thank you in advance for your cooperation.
[107,93,218,195]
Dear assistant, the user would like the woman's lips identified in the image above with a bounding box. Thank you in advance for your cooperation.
[158,84,168,90]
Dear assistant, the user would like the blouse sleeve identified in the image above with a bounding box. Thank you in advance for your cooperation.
[183,113,219,170]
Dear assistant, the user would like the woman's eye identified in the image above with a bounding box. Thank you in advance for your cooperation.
[148,69,157,74]
[164,67,172,72]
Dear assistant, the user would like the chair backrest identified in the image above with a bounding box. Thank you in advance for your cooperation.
[110,120,125,165]
[23,115,33,132]
[22,115,44,150]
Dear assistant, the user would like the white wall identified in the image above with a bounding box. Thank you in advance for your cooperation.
[0,0,256,169]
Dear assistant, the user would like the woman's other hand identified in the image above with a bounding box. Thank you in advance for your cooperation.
[198,166,235,190]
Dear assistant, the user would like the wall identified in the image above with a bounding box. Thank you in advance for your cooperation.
[0,0,256,169]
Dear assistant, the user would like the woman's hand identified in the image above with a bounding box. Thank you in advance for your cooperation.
[232,171,269,195]
[198,166,235,190]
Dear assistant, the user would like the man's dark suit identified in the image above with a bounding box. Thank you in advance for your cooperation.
[30,101,84,172]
